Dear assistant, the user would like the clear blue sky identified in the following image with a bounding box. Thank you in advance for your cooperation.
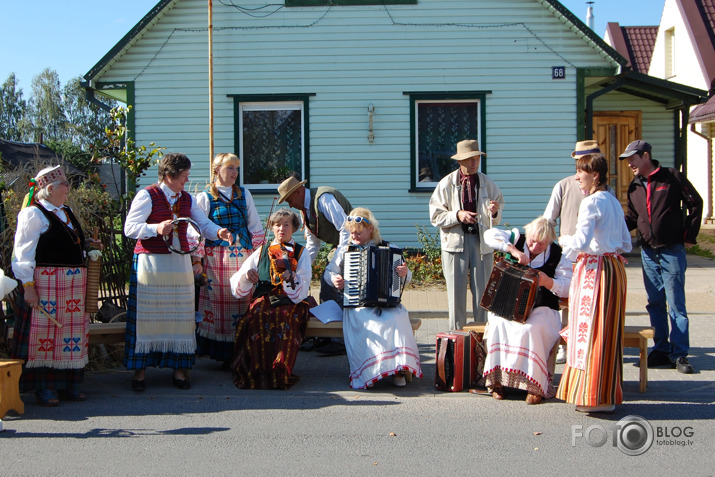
[0,0,664,93]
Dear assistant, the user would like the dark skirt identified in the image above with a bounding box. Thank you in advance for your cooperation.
[231,295,315,389]
[10,290,83,393]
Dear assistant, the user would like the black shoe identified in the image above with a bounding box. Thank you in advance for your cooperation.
[315,341,346,356]
[131,379,146,393]
[645,350,673,368]
[675,357,694,374]
[172,376,191,390]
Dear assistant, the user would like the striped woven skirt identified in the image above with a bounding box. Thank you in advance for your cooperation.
[231,295,315,390]
[124,253,197,370]
[556,254,627,406]
[196,245,251,362]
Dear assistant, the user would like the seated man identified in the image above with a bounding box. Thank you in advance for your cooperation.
[481,217,572,404]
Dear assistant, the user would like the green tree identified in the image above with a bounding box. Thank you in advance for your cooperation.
[25,68,67,142]
[63,76,115,149]
[0,73,26,141]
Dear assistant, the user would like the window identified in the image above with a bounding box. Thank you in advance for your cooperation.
[229,94,313,191]
[406,92,489,191]
[665,27,675,78]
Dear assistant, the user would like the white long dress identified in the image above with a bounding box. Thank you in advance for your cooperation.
[324,241,423,389]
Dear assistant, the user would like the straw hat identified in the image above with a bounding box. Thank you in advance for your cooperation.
[451,140,486,160]
[277,177,307,204]
[571,140,601,159]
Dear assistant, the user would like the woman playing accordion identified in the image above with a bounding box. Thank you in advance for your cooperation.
[482,217,573,404]
[229,208,316,389]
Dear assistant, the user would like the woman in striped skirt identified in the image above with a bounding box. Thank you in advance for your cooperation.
[194,153,264,366]
[123,153,234,392]
[556,153,632,413]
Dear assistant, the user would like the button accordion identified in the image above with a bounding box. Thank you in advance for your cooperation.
[479,259,539,323]
[343,243,404,308]
[435,331,485,392]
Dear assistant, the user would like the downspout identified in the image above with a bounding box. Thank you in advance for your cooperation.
[690,123,713,221]
[585,80,623,139]
[208,0,215,178]
[83,85,113,112]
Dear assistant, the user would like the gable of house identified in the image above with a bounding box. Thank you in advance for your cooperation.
[604,23,658,74]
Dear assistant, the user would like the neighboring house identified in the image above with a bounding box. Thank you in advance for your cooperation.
[606,0,715,223]
[82,0,706,246]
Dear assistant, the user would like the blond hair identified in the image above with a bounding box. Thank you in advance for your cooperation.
[524,216,557,244]
[210,153,241,199]
[346,207,382,243]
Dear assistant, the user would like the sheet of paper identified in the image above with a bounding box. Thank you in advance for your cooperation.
[309,300,343,324]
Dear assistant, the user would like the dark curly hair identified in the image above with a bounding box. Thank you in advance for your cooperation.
[158,153,192,181]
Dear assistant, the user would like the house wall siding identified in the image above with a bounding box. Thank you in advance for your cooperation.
[96,0,620,245]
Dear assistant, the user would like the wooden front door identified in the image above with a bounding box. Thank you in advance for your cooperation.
[593,112,641,209]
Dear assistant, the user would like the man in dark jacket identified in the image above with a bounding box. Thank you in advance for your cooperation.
[621,140,703,374]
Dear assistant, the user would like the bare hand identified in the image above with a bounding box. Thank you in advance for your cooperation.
[281,269,295,284]
[218,228,234,245]
[511,250,529,265]
[156,219,174,236]
[457,210,478,224]
[23,285,38,308]
[246,269,259,284]
[685,242,696,249]
[487,200,500,215]
[332,275,345,290]
[396,264,408,278]
[192,262,203,276]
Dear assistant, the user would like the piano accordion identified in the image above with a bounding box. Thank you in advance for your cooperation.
[343,243,403,308]
[479,259,539,323]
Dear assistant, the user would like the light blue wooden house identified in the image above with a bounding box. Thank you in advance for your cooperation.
[83,0,706,246]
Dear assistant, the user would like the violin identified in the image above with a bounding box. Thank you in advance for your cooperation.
[268,242,298,289]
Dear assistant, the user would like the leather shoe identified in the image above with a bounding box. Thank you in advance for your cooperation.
[131,379,146,392]
[675,356,694,374]
[637,350,672,368]
[315,340,346,356]
[172,376,191,390]
[58,390,86,401]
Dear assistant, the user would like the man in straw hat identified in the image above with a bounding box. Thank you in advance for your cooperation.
[621,140,702,374]
[429,139,504,330]
[544,139,603,363]
[278,176,352,354]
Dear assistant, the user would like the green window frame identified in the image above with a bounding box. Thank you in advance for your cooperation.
[287,0,416,6]
[405,91,490,192]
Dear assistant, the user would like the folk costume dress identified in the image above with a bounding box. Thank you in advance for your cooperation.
[11,200,89,394]
[482,229,572,398]
[229,239,315,389]
[556,191,632,407]
[123,183,224,371]
[324,241,423,389]
[195,185,264,362]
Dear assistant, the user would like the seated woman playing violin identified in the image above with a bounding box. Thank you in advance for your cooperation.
[229,208,316,389]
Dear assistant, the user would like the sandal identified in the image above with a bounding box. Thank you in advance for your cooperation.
[491,386,505,400]
[526,393,543,405]
[58,390,86,402]
[36,389,60,407]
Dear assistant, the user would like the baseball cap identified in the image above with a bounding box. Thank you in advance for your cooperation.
[619,140,652,159]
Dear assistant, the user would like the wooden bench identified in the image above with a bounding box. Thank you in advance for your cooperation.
[462,322,654,393]
[0,359,25,418]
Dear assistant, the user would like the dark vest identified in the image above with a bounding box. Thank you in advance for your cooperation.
[204,186,251,249]
[134,185,191,254]
[306,187,352,246]
[515,235,562,311]
[34,203,85,267]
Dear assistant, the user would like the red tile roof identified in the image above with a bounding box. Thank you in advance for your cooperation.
[621,26,659,73]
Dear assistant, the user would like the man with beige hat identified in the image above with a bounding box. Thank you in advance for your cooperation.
[429,139,504,330]
[544,139,602,363]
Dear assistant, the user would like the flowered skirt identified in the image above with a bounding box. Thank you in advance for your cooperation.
[231,295,316,389]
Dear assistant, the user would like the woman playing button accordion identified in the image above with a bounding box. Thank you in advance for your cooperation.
[229,208,316,389]
[482,217,573,404]
[123,153,233,392]
[324,207,422,389]
[556,153,631,413]
[194,153,264,367]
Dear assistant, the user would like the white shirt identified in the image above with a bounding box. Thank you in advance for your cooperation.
[303,189,350,263]
[483,228,572,298]
[12,199,79,284]
[559,190,633,262]
[123,182,223,241]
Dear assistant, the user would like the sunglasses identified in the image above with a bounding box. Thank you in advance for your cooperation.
[347,216,371,224]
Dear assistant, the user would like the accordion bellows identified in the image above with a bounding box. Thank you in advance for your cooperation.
[480,260,539,323]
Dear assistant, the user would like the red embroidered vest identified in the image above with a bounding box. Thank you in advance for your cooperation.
[134,185,192,254]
